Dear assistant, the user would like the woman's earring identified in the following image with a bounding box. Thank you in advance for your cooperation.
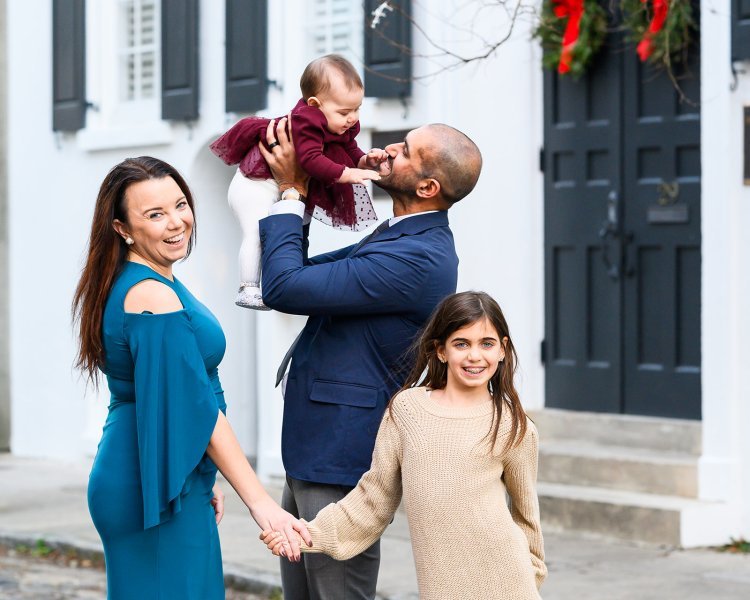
[125,237,134,245]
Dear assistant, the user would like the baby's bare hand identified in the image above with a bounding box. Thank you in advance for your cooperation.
[339,167,381,184]
[365,148,389,169]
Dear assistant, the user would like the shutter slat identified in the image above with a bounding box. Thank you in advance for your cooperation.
[161,0,199,120]
[52,0,86,131]
[733,0,750,61]
[363,0,411,98]
[225,0,268,113]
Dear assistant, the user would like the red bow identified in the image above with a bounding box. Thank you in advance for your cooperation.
[637,0,669,61]
[553,0,584,74]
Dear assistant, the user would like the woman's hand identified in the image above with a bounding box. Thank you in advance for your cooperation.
[211,484,225,525]
[249,495,312,562]
[258,114,309,197]
[259,529,305,557]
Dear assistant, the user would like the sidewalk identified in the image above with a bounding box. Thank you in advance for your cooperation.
[1,454,749,599]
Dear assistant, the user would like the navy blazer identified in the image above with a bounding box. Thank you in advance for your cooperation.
[259,210,458,486]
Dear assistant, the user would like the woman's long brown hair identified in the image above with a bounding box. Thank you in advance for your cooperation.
[71,157,196,385]
[393,291,528,453]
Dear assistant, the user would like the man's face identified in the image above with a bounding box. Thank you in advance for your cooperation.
[375,127,431,195]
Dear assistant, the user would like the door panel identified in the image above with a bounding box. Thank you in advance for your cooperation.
[622,50,701,419]
[544,40,622,413]
[543,20,701,419]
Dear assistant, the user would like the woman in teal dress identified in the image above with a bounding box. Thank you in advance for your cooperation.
[72,157,310,599]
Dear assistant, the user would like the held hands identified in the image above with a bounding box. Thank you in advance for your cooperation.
[338,167,381,185]
[248,495,312,562]
[259,529,306,557]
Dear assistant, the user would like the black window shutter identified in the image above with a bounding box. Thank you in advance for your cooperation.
[225,0,268,113]
[52,0,86,132]
[363,0,411,98]
[733,0,750,61]
[161,0,199,120]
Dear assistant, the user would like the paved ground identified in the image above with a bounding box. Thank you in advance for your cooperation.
[0,546,270,599]
[0,454,749,599]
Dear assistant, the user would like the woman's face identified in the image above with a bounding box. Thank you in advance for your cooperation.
[114,177,193,272]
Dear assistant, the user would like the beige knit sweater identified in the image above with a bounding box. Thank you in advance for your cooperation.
[303,387,546,600]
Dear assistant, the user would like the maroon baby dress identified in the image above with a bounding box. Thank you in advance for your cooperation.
[210,99,378,231]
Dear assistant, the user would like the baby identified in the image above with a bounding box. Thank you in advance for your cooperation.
[210,54,386,309]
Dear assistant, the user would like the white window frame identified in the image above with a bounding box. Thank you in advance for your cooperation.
[78,0,171,151]
[307,0,364,72]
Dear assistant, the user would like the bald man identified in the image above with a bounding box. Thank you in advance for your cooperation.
[258,121,482,600]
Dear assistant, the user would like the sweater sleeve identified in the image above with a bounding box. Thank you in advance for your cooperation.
[503,422,547,589]
[302,412,403,559]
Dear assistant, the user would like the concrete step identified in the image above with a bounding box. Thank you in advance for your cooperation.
[538,482,719,546]
[529,408,701,455]
[538,440,698,498]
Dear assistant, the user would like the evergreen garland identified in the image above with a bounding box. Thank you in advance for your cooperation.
[620,0,696,68]
[534,0,608,79]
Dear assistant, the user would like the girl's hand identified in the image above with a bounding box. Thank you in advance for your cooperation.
[249,496,312,562]
[338,167,381,184]
[260,529,306,557]
[359,148,389,170]
[211,484,225,525]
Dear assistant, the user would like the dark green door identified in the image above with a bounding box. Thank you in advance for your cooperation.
[543,28,701,420]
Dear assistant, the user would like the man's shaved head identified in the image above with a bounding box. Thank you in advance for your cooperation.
[419,124,482,204]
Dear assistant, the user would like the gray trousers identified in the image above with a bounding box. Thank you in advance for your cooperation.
[280,475,380,600]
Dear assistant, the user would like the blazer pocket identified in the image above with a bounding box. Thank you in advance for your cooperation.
[309,380,378,409]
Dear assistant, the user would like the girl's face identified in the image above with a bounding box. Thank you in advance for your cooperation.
[309,72,363,135]
[113,177,193,275]
[437,318,506,392]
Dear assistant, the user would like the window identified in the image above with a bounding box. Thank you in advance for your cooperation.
[120,0,159,105]
[308,0,363,68]
[78,0,170,150]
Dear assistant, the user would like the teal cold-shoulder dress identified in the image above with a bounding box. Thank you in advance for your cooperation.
[88,262,227,599]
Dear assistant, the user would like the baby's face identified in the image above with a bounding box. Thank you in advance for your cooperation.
[314,78,364,135]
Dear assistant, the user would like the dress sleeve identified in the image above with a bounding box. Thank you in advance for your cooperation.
[503,421,547,589]
[123,310,221,530]
[302,412,403,559]
[292,110,347,185]
[341,121,366,166]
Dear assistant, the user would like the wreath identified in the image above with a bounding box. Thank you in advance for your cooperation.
[534,0,608,78]
[621,0,696,67]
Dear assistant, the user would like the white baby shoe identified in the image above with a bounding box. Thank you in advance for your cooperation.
[235,283,271,311]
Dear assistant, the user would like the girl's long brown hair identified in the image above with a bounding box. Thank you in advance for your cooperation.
[393,291,528,453]
[71,157,196,385]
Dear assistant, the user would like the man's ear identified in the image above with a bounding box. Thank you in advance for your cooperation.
[306,96,321,108]
[416,178,440,200]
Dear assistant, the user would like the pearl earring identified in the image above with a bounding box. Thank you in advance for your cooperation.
[125,237,134,245]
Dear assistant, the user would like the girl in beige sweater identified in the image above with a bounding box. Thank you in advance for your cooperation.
[263,291,546,599]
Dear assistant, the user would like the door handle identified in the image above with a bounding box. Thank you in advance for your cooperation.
[598,190,620,280]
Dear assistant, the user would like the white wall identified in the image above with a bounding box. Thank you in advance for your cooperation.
[699,0,750,537]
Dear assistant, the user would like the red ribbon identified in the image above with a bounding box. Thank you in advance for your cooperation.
[553,0,584,74]
[636,0,669,61]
